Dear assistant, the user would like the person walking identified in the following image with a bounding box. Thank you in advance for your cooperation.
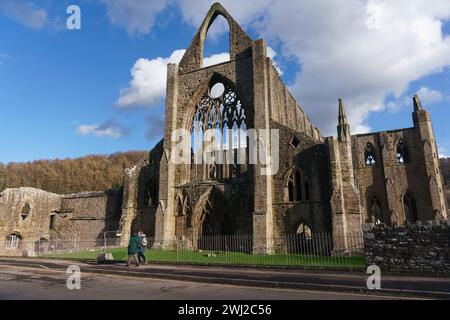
[138,231,147,265]
[126,231,141,267]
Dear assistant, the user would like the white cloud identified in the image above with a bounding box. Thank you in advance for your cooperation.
[76,119,128,139]
[117,50,185,108]
[203,52,230,67]
[173,0,450,136]
[416,86,444,105]
[101,0,168,35]
[120,50,258,108]
[115,1,450,136]
[0,0,47,30]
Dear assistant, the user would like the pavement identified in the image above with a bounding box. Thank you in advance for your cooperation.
[0,257,449,299]
[0,266,399,300]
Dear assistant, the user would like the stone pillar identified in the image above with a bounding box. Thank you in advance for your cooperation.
[154,63,179,248]
[251,39,274,254]
[329,99,364,254]
[118,166,138,246]
[413,95,448,220]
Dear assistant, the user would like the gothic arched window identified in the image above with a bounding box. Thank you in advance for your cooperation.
[287,169,311,202]
[396,139,409,163]
[191,79,247,180]
[365,143,376,166]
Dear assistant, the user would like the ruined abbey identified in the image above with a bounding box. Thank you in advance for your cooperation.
[1,3,448,255]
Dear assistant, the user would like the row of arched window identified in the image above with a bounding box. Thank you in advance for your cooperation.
[287,169,311,202]
[368,192,418,224]
[364,139,409,166]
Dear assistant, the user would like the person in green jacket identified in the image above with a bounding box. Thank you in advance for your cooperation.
[126,231,141,267]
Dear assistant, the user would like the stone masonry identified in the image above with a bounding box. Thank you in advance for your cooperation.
[0,3,447,257]
[364,221,450,275]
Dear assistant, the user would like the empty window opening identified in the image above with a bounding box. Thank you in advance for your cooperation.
[203,14,230,68]
[21,203,31,221]
[291,136,300,149]
[287,169,311,202]
[396,139,409,163]
[49,214,56,230]
[365,143,376,166]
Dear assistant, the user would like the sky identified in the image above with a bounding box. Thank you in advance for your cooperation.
[0,0,449,164]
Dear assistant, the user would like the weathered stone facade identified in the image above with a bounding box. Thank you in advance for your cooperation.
[364,222,450,275]
[1,3,447,257]
[143,3,446,252]
[0,188,61,255]
[54,190,122,247]
[0,187,122,255]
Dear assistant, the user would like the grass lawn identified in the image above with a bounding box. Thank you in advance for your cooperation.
[43,247,365,268]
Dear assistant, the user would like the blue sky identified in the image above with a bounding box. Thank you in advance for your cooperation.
[0,0,449,163]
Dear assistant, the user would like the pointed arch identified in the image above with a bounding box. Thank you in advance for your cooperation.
[178,3,253,73]
[396,138,409,163]
[201,13,231,68]
[364,143,377,166]
[174,190,192,238]
[187,73,249,181]
[192,187,234,237]
[285,167,311,202]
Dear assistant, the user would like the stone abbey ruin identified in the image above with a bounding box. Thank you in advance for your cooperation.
[1,3,448,257]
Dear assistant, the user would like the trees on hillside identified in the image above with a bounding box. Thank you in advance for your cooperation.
[0,151,147,194]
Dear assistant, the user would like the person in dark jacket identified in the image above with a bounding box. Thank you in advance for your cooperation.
[126,231,141,267]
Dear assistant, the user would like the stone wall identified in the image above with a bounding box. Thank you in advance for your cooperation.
[363,222,450,275]
[0,187,61,255]
[55,189,122,247]
[271,122,331,242]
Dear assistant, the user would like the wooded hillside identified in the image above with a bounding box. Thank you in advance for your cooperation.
[0,151,148,194]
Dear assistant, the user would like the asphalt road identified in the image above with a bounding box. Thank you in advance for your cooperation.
[0,265,399,300]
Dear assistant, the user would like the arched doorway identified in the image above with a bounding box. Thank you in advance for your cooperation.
[288,222,313,254]
[193,188,236,251]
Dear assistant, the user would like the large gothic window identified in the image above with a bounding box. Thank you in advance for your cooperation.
[396,139,409,163]
[191,80,247,180]
[364,143,376,166]
[403,192,418,224]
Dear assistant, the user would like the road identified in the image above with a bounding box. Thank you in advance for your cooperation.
[0,265,399,300]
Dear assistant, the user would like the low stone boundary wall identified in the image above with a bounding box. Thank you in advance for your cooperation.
[363,221,450,275]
